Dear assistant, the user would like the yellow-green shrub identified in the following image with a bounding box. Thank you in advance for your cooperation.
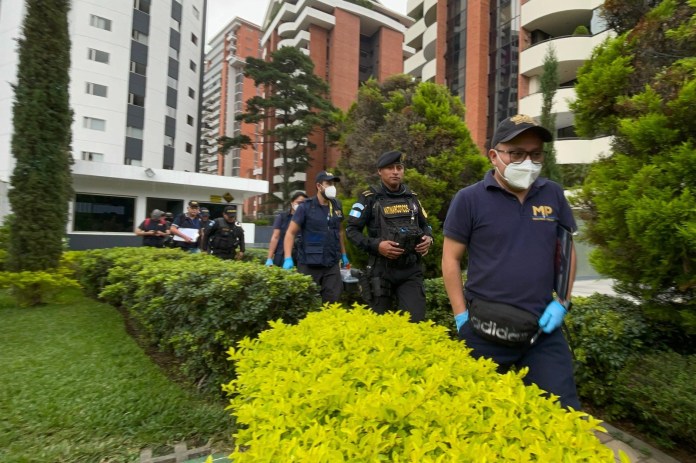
[0,261,80,306]
[224,305,626,462]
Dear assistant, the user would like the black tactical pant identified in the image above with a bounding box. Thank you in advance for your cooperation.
[369,257,426,322]
[298,263,342,303]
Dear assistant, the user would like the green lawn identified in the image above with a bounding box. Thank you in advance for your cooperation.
[0,290,233,463]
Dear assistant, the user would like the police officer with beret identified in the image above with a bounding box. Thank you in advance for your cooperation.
[283,171,349,303]
[346,150,433,322]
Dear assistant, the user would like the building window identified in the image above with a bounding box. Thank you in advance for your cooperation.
[167,76,178,89]
[126,126,144,139]
[132,30,149,45]
[169,47,179,60]
[81,151,104,162]
[130,61,146,75]
[166,106,176,118]
[170,18,180,32]
[186,115,194,126]
[83,117,106,131]
[125,158,142,166]
[191,33,198,45]
[87,48,110,64]
[128,93,145,107]
[133,0,151,14]
[73,193,135,232]
[186,142,193,153]
[165,135,175,147]
[188,87,195,99]
[189,60,196,72]
[85,82,108,97]
[192,5,200,19]
[90,14,112,31]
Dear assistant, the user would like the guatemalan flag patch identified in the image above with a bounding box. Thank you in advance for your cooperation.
[349,202,364,218]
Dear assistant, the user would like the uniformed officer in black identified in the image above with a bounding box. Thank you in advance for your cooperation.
[346,150,433,322]
[206,206,245,260]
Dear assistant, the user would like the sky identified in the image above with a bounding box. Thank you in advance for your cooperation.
[206,0,408,42]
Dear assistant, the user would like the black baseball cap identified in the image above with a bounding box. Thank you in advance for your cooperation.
[199,208,210,216]
[223,206,236,215]
[188,200,200,208]
[315,171,340,183]
[490,115,552,148]
[377,150,404,169]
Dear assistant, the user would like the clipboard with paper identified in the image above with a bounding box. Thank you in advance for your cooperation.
[554,224,574,299]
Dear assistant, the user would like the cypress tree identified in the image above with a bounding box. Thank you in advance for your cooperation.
[9,0,73,271]
[539,45,562,183]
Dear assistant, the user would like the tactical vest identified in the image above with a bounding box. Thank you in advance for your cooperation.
[374,194,423,257]
[299,197,342,267]
[209,218,241,254]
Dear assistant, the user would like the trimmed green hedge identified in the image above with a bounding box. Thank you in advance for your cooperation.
[70,247,322,392]
[224,306,622,462]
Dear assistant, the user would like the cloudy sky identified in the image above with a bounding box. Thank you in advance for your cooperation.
[206,0,408,42]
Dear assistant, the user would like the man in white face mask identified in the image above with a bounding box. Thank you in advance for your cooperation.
[441,114,580,410]
[283,171,349,303]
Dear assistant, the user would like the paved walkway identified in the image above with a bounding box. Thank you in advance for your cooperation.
[598,422,681,463]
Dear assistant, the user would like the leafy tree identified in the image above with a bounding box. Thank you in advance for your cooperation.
[220,46,339,207]
[570,0,696,333]
[539,45,562,183]
[338,75,488,277]
[8,0,73,272]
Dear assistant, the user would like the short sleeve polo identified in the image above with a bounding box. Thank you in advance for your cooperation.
[443,170,576,314]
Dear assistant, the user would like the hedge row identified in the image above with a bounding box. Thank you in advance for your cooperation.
[69,247,322,393]
[567,294,696,449]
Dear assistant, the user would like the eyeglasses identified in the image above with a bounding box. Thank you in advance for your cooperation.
[495,149,547,164]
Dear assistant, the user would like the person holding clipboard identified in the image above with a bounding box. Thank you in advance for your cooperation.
[441,115,579,410]
[170,200,202,253]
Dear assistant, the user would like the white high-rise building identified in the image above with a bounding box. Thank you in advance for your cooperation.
[0,1,267,249]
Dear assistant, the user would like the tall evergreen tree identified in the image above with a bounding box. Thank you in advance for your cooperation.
[539,45,562,183]
[220,46,339,207]
[571,0,696,332]
[9,0,73,271]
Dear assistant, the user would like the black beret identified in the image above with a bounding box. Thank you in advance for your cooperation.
[490,114,552,148]
[377,150,404,169]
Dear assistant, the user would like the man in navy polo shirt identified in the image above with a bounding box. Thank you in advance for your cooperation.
[442,114,580,410]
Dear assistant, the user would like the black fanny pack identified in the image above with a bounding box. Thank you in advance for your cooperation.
[468,299,541,347]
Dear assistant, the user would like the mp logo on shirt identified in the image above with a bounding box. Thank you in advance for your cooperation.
[531,205,556,222]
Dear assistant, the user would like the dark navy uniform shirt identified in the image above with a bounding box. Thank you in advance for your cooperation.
[443,170,576,314]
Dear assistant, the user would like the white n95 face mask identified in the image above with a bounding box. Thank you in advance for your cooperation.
[322,185,337,199]
[497,158,541,190]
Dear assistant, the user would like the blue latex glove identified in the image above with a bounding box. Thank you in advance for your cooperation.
[341,253,349,267]
[454,311,469,331]
[538,299,567,333]
[265,258,273,267]
[282,257,294,270]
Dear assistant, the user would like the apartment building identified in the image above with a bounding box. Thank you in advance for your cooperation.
[259,0,414,198]
[518,0,612,164]
[405,0,519,151]
[0,1,267,248]
[201,17,264,216]
[405,0,612,163]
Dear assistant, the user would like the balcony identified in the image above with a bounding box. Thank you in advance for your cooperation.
[519,31,611,83]
[555,136,612,164]
[404,48,426,77]
[522,0,604,37]
[518,87,576,123]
